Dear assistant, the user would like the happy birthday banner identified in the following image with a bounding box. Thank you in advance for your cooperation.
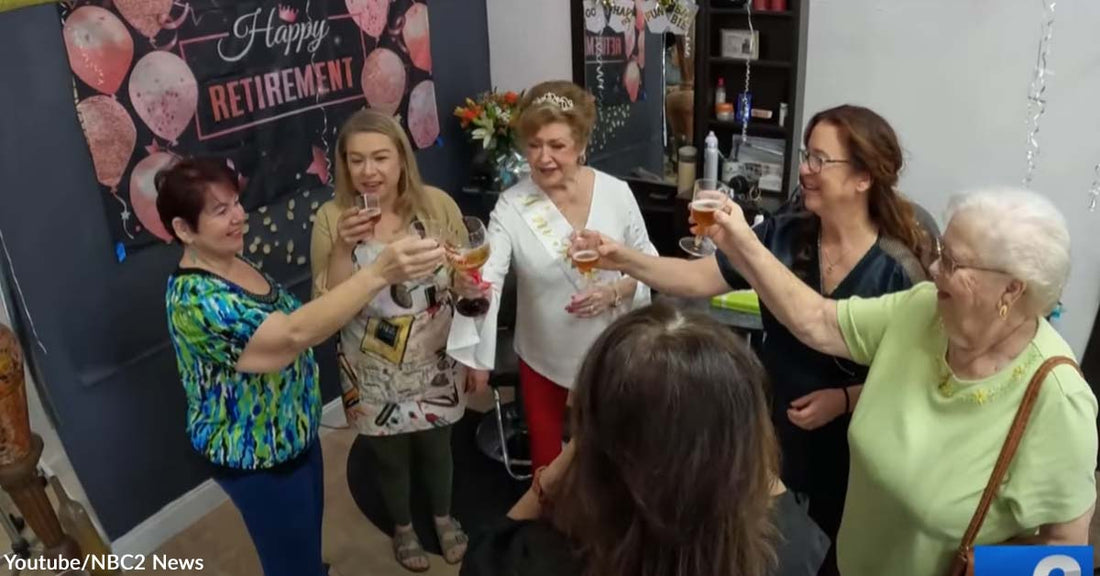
[59,0,439,253]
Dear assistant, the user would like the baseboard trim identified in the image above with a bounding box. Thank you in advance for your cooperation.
[112,398,346,556]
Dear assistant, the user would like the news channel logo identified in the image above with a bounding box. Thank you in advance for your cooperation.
[974,546,1092,576]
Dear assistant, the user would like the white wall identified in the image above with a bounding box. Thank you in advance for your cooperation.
[801,0,1100,355]
[486,0,572,92]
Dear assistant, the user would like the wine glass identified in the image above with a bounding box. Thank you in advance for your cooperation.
[356,193,382,223]
[678,178,731,258]
[445,216,492,317]
[406,218,447,290]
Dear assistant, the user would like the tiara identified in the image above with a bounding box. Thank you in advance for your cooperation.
[532,92,574,111]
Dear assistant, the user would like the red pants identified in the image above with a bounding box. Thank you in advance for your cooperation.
[519,360,570,470]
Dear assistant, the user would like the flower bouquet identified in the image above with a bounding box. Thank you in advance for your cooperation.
[455,90,528,191]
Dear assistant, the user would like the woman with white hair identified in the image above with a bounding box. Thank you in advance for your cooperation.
[698,187,1097,576]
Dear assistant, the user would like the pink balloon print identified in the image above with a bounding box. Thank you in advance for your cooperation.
[130,151,178,242]
[637,30,646,69]
[624,59,641,102]
[408,80,439,149]
[361,48,406,116]
[113,0,173,40]
[129,51,198,143]
[346,0,389,39]
[62,6,134,95]
[403,3,431,73]
[75,96,137,190]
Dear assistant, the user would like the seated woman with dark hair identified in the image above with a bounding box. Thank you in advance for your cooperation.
[461,303,829,576]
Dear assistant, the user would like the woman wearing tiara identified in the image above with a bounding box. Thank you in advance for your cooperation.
[448,80,657,471]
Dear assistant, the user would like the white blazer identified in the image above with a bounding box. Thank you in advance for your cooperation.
[447,170,657,389]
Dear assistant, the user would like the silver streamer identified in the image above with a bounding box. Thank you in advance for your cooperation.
[1023,0,1056,188]
[1089,163,1099,211]
[738,1,755,144]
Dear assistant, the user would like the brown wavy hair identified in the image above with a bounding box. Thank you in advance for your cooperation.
[805,105,930,266]
[550,303,779,576]
[515,80,598,148]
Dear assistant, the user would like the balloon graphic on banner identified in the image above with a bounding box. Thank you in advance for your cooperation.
[113,0,174,41]
[347,0,389,39]
[637,26,646,69]
[361,48,407,116]
[129,150,178,242]
[75,95,137,190]
[404,2,432,73]
[408,80,439,149]
[129,51,198,143]
[62,6,134,95]
[624,59,641,102]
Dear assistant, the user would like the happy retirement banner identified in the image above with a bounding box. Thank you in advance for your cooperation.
[59,0,439,253]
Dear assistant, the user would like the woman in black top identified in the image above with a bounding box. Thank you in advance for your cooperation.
[577,105,929,576]
[462,303,828,576]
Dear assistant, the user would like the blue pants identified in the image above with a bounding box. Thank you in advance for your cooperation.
[213,441,325,576]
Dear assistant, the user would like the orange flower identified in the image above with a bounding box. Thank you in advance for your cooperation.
[503,91,518,105]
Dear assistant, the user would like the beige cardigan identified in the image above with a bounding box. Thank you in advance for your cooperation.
[309,186,465,298]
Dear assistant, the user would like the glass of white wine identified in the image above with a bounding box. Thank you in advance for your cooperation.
[445,216,491,317]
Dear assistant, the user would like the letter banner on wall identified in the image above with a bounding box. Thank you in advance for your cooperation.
[58,0,439,253]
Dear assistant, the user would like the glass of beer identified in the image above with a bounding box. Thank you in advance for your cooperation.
[355,193,382,223]
[570,232,602,285]
[445,216,492,317]
[679,178,731,258]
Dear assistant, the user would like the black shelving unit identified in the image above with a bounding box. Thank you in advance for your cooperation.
[692,1,809,200]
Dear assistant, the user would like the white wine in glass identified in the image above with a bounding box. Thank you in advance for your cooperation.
[447,216,491,317]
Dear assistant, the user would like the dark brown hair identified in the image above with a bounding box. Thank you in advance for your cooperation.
[154,158,238,241]
[804,105,929,265]
[515,80,598,148]
[551,303,779,576]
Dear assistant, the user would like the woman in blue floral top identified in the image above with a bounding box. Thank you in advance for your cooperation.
[159,158,445,576]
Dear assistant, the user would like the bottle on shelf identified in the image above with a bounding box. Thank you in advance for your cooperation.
[714,78,726,115]
[703,131,720,182]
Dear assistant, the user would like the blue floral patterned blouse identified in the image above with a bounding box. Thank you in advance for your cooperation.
[165,262,321,470]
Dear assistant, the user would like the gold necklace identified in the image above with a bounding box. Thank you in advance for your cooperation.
[817,233,851,276]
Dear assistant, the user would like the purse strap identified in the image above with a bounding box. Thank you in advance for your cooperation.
[954,355,1081,557]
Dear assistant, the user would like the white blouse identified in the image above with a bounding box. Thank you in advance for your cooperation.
[447,170,657,389]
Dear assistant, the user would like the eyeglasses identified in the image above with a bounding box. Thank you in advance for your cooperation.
[799,148,850,174]
[933,238,1003,276]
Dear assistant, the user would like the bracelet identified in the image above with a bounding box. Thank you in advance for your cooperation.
[841,387,850,414]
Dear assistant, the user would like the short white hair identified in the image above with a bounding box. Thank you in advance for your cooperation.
[945,187,1070,315]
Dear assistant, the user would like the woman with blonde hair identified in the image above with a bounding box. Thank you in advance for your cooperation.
[447,80,658,471]
[311,108,476,571]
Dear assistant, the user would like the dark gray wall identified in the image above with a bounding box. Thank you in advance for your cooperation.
[0,0,489,539]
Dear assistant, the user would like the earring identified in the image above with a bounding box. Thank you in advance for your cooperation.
[579,151,587,165]
[998,302,1009,318]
